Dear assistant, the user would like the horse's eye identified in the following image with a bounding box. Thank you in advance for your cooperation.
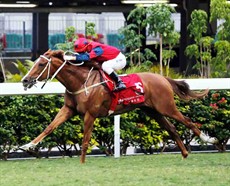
[38,63,45,67]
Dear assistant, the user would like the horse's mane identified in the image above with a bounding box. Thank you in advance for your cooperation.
[50,49,64,61]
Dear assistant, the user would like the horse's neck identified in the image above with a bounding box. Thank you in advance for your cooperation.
[57,65,99,92]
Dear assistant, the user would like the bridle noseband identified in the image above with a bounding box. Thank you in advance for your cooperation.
[37,55,52,88]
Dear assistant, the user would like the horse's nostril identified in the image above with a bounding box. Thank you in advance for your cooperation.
[22,79,29,84]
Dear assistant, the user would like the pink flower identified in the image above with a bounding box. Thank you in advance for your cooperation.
[210,103,218,110]
[218,97,227,104]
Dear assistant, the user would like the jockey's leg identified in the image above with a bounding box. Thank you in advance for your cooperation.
[102,52,127,91]
[109,71,126,91]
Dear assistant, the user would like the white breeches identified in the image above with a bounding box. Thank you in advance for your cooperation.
[102,52,126,75]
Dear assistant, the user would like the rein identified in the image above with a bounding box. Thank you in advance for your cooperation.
[66,66,108,95]
[29,53,106,95]
[66,81,107,95]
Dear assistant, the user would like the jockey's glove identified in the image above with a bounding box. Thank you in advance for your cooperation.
[64,53,90,62]
[64,55,76,61]
[75,53,90,61]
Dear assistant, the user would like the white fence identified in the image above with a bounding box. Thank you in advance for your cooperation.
[0,78,230,158]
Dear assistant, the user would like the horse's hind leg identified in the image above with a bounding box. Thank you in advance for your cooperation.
[141,108,188,158]
[166,107,217,144]
[157,116,188,158]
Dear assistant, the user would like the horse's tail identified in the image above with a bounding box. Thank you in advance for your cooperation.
[165,77,209,101]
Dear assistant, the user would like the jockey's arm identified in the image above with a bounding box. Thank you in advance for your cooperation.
[64,53,90,61]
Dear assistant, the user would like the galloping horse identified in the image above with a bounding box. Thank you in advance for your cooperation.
[21,49,216,163]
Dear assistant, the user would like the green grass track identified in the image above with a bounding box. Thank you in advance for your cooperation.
[0,153,229,186]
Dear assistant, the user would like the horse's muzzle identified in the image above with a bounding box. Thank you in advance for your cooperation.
[22,77,37,90]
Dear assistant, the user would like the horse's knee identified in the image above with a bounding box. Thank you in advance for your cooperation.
[44,126,53,135]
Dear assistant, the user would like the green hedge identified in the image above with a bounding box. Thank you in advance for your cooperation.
[0,90,229,159]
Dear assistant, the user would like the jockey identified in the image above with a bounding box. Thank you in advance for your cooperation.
[63,38,126,92]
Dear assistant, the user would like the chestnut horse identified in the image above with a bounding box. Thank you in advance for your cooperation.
[20,49,216,163]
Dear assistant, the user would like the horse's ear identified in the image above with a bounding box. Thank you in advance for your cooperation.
[44,49,52,56]
[52,50,64,60]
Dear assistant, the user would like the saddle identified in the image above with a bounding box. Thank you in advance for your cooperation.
[99,70,145,115]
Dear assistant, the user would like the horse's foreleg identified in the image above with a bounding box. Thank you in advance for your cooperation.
[80,112,95,164]
[20,105,74,150]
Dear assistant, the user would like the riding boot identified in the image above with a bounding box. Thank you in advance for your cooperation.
[109,71,126,92]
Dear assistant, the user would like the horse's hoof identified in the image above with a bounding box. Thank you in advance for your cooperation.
[200,132,218,144]
[182,151,189,159]
[212,138,219,144]
[19,142,36,151]
[206,137,218,144]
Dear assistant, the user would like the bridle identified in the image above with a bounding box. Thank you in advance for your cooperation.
[22,51,107,95]
[38,55,106,95]
[22,51,83,89]
[37,55,53,88]
[21,55,67,89]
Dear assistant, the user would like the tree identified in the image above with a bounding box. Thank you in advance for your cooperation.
[185,10,213,78]
[209,0,230,77]
[127,6,147,65]
[211,40,230,77]
[55,26,77,51]
[185,0,230,78]
[85,22,97,38]
[119,24,156,67]
[146,4,176,75]
[163,31,180,76]
[119,24,143,66]
[210,0,230,23]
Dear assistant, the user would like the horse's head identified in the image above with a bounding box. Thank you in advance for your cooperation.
[22,49,64,90]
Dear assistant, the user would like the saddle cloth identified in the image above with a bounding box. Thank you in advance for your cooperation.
[101,71,145,113]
